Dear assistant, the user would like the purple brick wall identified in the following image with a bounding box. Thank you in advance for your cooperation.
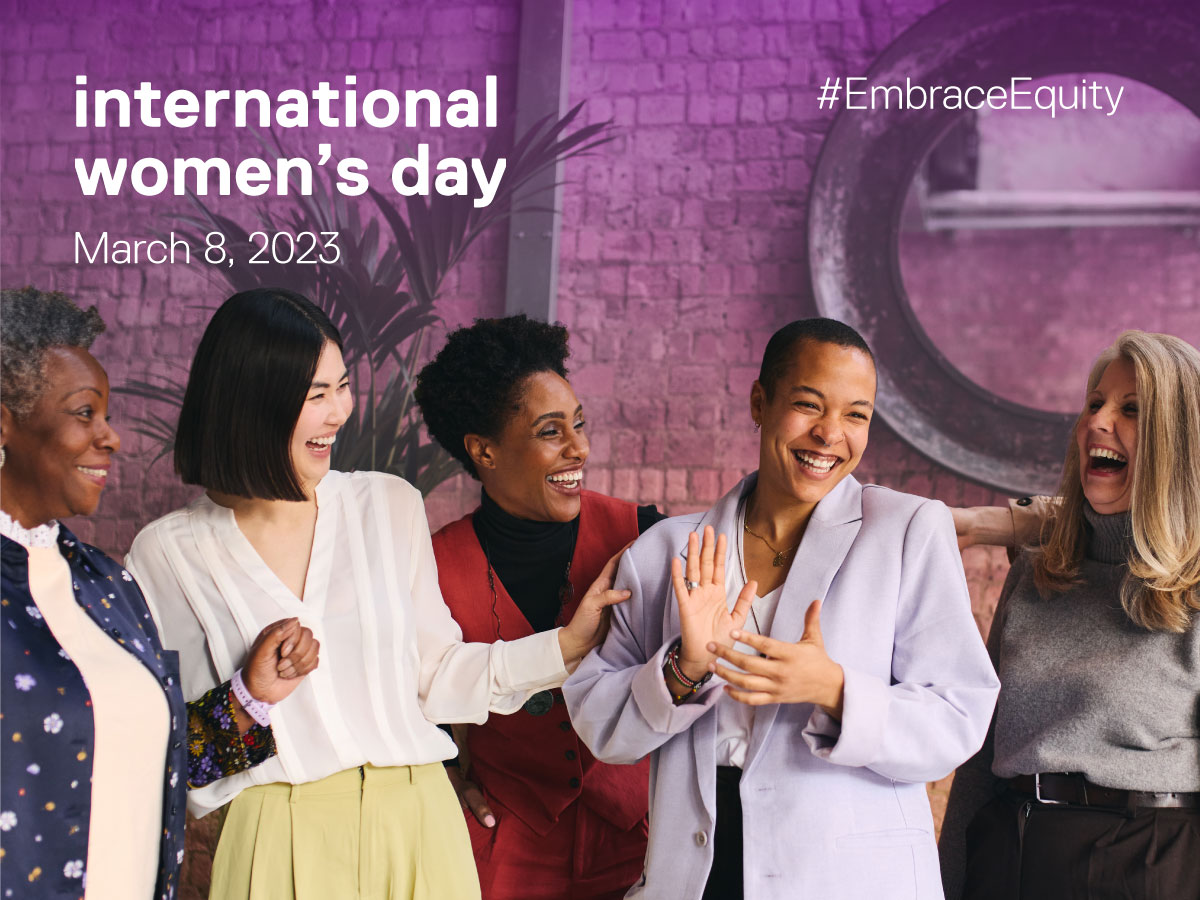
[9,0,1197,662]
[10,0,1198,890]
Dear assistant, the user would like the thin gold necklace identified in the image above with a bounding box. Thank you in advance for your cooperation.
[742,521,798,567]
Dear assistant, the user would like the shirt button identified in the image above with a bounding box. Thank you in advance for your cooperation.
[173,742,181,750]
[1016,497,1032,506]
[565,750,577,761]
[695,831,708,847]
[569,777,581,788]
[558,721,571,732]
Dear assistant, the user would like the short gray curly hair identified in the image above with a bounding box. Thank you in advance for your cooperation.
[1,287,107,420]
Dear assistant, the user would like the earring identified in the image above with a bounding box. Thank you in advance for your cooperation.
[753,422,760,432]
[0,445,5,468]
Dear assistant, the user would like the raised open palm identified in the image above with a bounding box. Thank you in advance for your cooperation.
[671,525,756,679]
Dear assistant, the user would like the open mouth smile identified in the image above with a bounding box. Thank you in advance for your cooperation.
[793,449,841,477]
[305,434,337,455]
[1086,445,1128,477]
[546,468,583,493]
[76,465,108,486]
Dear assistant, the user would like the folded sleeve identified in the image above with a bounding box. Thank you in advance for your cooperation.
[1007,495,1057,562]
[185,681,277,788]
[801,501,1000,783]
[564,542,721,766]
[405,492,569,724]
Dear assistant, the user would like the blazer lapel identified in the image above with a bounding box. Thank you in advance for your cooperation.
[742,476,864,777]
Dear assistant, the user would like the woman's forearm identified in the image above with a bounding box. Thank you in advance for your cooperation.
[952,506,1018,550]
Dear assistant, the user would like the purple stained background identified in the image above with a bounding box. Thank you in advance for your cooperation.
[3,1,1199,884]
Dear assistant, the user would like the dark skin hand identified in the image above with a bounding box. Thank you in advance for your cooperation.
[445,544,634,825]
[231,617,320,734]
[446,765,497,828]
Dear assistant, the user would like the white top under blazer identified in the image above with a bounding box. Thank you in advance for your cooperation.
[127,470,569,818]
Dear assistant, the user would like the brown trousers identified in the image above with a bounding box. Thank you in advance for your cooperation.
[963,791,1200,900]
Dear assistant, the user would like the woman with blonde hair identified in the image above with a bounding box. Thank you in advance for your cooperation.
[940,330,1200,900]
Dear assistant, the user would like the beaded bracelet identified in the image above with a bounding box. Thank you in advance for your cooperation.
[665,639,713,696]
[231,668,275,727]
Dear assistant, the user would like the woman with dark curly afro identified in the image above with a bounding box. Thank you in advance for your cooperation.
[416,314,662,900]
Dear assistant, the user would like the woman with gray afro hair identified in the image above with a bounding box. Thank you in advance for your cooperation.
[1,286,106,421]
[0,286,314,900]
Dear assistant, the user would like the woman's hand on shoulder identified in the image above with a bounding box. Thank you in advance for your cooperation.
[243,617,320,705]
[674,526,757,682]
[558,544,634,665]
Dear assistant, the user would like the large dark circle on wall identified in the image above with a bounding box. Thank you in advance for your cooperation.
[807,0,1200,494]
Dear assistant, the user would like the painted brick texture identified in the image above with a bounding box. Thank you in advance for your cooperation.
[5,2,1198,889]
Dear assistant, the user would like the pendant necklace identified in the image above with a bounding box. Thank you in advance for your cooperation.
[736,501,770,656]
[742,520,798,567]
[484,532,575,717]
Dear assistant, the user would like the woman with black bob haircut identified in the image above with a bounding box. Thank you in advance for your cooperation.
[1,287,310,900]
[128,290,626,900]
[173,287,343,502]
[415,314,658,900]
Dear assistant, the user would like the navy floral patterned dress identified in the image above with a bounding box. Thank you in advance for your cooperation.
[1,524,275,899]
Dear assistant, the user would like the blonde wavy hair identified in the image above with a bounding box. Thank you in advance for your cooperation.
[1034,330,1200,632]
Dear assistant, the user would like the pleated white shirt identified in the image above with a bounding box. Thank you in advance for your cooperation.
[127,470,569,818]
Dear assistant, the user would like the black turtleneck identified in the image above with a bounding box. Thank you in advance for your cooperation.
[472,490,665,634]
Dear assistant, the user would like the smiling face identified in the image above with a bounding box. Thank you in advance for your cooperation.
[0,346,120,527]
[750,340,876,514]
[471,371,589,523]
[1076,356,1139,514]
[289,341,353,492]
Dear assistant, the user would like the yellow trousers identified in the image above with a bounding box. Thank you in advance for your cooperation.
[210,763,481,900]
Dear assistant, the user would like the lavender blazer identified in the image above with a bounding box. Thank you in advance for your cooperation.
[563,473,999,900]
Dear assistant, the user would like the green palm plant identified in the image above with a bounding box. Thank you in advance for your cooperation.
[118,103,612,496]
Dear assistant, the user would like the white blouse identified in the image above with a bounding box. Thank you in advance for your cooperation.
[126,471,569,818]
[714,497,784,768]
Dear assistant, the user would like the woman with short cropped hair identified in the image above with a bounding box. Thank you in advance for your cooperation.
[565,317,1000,900]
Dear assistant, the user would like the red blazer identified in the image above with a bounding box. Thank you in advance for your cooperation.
[432,491,650,836]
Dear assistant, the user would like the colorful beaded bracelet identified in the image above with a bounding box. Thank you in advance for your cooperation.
[665,639,713,694]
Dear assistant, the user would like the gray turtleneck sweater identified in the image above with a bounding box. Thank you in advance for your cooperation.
[939,505,1200,899]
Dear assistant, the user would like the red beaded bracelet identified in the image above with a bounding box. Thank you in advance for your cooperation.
[665,640,713,694]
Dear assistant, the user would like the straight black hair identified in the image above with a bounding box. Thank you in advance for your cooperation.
[757,317,874,399]
[175,288,343,501]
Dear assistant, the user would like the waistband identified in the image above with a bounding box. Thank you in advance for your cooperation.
[241,762,445,800]
[1009,773,1200,811]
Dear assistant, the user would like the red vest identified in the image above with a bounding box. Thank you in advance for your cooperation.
[432,491,650,836]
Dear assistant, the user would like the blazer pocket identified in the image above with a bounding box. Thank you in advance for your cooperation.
[835,827,930,849]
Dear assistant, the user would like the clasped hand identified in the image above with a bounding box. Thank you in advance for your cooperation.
[243,617,320,705]
[709,600,845,719]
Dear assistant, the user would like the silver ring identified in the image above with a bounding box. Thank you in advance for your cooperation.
[684,580,699,591]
